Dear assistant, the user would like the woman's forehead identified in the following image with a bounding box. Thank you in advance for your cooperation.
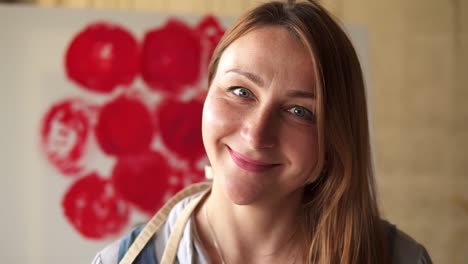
[228,25,305,51]
[215,26,316,91]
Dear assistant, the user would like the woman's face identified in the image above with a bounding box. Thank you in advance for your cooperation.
[202,26,319,205]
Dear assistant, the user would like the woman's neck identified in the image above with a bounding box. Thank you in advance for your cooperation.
[195,180,305,264]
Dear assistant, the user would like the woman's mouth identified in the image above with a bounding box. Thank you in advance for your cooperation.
[227,147,279,173]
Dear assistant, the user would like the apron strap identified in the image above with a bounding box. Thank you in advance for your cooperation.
[160,187,210,263]
[118,181,211,264]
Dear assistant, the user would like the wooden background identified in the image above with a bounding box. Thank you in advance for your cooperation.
[29,0,468,263]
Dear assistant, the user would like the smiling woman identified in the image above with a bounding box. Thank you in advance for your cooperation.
[93,1,432,264]
[202,26,319,208]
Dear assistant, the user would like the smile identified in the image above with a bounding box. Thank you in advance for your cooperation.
[227,147,279,173]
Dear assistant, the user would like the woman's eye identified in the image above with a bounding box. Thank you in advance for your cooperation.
[231,87,252,98]
[287,106,316,123]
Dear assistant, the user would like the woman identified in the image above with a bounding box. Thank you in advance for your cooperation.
[93,1,432,263]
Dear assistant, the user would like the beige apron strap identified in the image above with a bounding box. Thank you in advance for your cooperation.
[160,188,210,263]
[118,181,211,264]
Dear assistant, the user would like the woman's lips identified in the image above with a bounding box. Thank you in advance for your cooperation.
[227,147,279,173]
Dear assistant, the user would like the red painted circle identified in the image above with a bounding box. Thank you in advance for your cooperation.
[95,95,154,156]
[111,150,173,214]
[62,173,130,239]
[196,15,225,69]
[157,98,206,163]
[65,22,139,93]
[141,19,202,94]
[41,99,92,176]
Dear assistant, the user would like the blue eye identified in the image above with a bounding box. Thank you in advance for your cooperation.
[232,87,252,98]
[290,106,306,117]
[288,106,316,123]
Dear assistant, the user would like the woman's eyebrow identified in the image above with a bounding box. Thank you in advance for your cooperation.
[225,68,265,87]
[224,69,315,99]
[286,90,315,99]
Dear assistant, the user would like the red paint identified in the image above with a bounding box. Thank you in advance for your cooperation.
[141,19,202,94]
[42,16,226,240]
[187,163,207,183]
[157,98,206,163]
[41,99,93,175]
[111,150,173,214]
[196,16,225,69]
[193,89,208,102]
[95,95,154,156]
[62,173,130,239]
[65,22,139,93]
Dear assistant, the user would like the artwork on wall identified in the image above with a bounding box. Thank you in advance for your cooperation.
[40,16,225,240]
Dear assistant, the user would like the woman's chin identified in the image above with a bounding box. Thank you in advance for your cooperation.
[221,175,265,205]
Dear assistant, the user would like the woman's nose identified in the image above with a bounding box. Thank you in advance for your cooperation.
[240,109,277,149]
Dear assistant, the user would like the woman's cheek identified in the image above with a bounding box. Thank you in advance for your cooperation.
[202,97,239,132]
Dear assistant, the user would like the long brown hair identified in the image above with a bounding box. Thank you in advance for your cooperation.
[207,1,389,263]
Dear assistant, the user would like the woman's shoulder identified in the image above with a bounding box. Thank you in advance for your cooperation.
[388,223,432,264]
[91,239,121,264]
[91,192,202,264]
